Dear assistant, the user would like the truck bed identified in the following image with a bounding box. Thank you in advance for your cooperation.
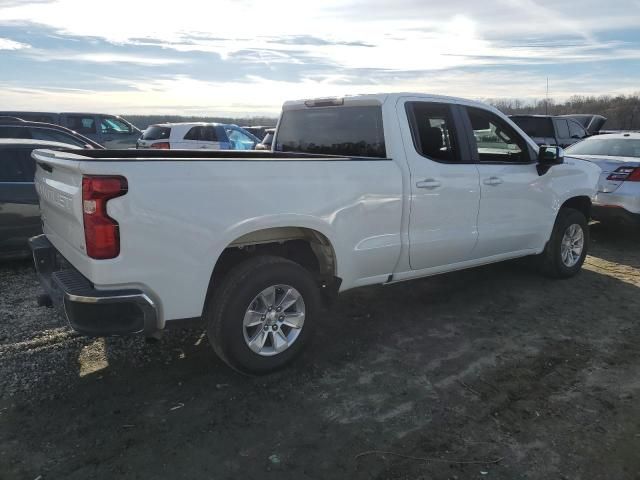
[31,147,404,325]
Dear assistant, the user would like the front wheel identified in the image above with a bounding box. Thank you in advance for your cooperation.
[204,256,321,375]
[535,208,589,278]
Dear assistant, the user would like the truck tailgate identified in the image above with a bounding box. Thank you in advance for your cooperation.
[32,149,87,260]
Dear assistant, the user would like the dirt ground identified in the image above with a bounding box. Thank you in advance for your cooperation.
[1,224,640,480]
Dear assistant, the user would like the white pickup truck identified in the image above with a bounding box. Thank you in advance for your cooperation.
[29,93,600,374]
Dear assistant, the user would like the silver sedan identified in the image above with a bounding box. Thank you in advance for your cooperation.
[566,133,640,226]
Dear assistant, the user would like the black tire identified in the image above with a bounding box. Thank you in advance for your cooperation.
[204,255,321,375]
[535,207,589,278]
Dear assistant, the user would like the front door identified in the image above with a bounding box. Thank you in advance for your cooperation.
[398,99,481,270]
[461,106,554,259]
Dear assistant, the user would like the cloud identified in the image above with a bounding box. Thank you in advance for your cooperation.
[48,52,186,65]
[0,0,639,113]
[0,36,28,49]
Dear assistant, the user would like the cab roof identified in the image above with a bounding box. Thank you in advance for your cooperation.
[283,92,501,113]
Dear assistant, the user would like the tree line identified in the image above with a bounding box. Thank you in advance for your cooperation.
[125,94,640,131]
[488,94,640,130]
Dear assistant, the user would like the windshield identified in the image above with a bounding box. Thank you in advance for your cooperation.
[275,105,386,157]
[566,137,640,158]
[142,125,171,140]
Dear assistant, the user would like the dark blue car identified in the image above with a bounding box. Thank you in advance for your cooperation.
[0,138,81,259]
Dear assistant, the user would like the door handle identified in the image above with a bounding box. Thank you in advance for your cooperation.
[416,179,441,189]
[483,176,503,186]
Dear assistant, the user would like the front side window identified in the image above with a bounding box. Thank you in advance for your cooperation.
[67,116,96,134]
[407,102,460,162]
[100,116,132,134]
[225,128,255,150]
[276,105,386,157]
[0,148,35,182]
[467,107,530,163]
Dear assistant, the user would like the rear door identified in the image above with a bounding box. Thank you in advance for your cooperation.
[462,106,553,258]
[0,147,40,255]
[399,99,481,270]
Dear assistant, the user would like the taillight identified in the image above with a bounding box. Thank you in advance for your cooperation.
[607,166,640,182]
[150,142,170,149]
[82,175,128,259]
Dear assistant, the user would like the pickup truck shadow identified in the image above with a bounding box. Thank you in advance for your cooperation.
[3,242,640,479]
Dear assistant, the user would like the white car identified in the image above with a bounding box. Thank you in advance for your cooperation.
[565,132,640,226]
[29,93,600,374]
[136,122,259,150]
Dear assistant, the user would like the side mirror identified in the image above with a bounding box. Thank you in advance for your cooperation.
[537,145,564,175]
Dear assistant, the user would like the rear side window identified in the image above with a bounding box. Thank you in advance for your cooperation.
[569,121,587,139]
[275,105,386,157]
[142,125,171,140]
[11,114,55,123]
[67,116,96,134]
[555,119,570,138]
[0,148,36,182]
[184,126,218,141]
[406,102,460,162]
[511,117,554,138]
[29,128,85,147]
[0,126,32,139]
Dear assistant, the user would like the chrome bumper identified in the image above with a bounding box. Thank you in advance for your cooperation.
[29,234,158,336]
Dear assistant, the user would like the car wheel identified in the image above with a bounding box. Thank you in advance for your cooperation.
[205,255,321,375]
[536,208,589,278]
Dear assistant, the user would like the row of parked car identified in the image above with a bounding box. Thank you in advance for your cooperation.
[0,110,276,150]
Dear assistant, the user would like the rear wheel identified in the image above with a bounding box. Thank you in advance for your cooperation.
[205,256,321,375]
[535,208,589,278]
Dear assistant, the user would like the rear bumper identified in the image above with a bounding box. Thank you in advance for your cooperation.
[592,205,640,226]
[29,234,158,336]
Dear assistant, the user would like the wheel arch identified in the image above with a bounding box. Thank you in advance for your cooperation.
[205,223,341,310]
[560,195,592,220]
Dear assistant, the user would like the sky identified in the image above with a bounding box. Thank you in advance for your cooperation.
[0,0,639,116]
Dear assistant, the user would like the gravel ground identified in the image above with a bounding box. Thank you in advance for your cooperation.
[1,223,640,479]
